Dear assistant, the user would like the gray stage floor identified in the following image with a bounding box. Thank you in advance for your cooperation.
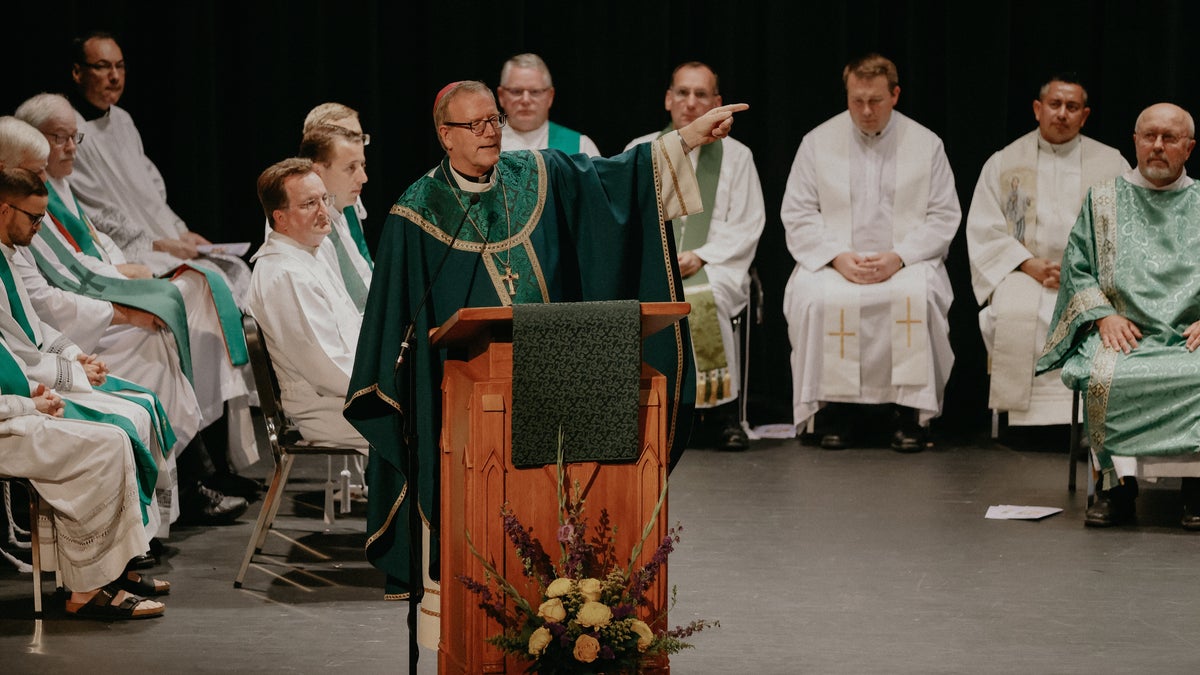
[3,432,1200,674]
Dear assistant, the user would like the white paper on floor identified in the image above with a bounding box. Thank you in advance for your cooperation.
[985,505,1063,520]
[750,423,797,440]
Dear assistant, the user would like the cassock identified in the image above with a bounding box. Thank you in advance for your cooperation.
[1038,170,1200,490]
[249,231,367,449]
[501,120,601,156]
[36,176,258,469]
[781,110,961,426]
[345,135,699,600]
[68,102,251,302]
[967,130,1128,424]
[0,384,148,592]
[626,131,765,407]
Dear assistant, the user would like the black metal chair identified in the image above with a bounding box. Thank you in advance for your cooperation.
[233,315,362,588]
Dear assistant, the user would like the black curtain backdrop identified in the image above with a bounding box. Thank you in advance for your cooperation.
[5,0,1198,437]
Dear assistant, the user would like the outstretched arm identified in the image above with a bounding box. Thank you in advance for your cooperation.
[678,103,750,151]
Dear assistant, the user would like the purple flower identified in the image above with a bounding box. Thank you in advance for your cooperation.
[611,604,635,620]
[557,523,574,542]
[598,645,615,660]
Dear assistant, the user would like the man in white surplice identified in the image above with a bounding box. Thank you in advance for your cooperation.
[66,31,251,302]
[498,53,601,157]
[781,54,960,452]
[297,124,372,314]
[966,76,1129,426]
[249,159,367,450]
[625,61,765,451]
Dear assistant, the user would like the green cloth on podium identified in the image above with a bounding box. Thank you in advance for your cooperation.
[511,300,640,467]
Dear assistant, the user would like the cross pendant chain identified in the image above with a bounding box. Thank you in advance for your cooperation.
[501,265,520,296]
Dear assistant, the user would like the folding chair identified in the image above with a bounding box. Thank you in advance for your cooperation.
[234,315,362,588]
[0,478,58,618]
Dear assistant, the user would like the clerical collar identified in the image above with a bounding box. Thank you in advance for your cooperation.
[69,91,111,122]
[1123,167,1195,192]
[447,161,495,192]
[854,112,898,142]
[1037,133,1081,155]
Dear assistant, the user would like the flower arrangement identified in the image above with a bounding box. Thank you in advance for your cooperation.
[458,443,717,674]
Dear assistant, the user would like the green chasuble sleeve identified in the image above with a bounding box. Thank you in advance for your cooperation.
[344,145,695,597]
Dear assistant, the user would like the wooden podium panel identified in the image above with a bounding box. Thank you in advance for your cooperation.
[436,304,683,674]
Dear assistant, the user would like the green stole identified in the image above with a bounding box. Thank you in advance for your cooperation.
[547,122,582,153]
[0,337,156,525]
[0,253,36,345]
[343,206,374,269]
[326,212,369,313]
[659,126,728,405]
[44,182,248,369]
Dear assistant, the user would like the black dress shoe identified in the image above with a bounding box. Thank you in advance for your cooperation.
[890,406,927,453]
[1181,478,1200,530]
[1181,505,1200,531]
[128,554,157,570]
[1085,477,1137,527]
[718,425,750,451]
[204,472,265,502]
[820,433,849,450]
[181,484,248,525]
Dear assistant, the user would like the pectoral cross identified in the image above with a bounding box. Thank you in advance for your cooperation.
[895,296,922,348]
[501,266,520,296]
[828,308,855,359]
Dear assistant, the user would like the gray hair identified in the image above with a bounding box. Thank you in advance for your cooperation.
[14,92,73,130]
[0,116,50,168]
[433,80,493,129]
[500,53,552,88]
[1134,103,1196,139]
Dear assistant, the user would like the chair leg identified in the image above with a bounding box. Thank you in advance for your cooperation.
[235,454,294,588]
[323,457,336,526]
[27,487,42,618]
[1068,391,1081,493]
[991,409,1000,439]
[339,459,352,515]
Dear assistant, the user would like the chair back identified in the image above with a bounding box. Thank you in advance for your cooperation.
[242,314,288,461]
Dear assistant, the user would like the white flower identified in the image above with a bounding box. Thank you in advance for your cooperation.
[631,619,654,652]
[527,626,552,655]
[577,577,603,602]
[576,601,612,628]
[537,598,567,623]
[546,577,573,598]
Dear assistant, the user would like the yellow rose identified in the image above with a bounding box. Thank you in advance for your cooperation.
[577,577,603,602]
[537,598,567,623]
[576,601,612,628]
[573,634,600,663]
[527,626,552,656]
[546,577,573,598]
[630,619,655,652]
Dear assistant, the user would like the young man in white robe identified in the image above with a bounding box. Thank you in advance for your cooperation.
[625,61,765,451]
[498,53,601,157]
[249,159,367,450]
[297,124,373,314]
[781,54,961,452]
[65,31,251,302]
[966,76,1129,428]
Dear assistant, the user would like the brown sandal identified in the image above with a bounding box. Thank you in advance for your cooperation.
[65,583,165,620]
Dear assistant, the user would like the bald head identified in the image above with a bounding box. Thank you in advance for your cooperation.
[1133,103,1196,187]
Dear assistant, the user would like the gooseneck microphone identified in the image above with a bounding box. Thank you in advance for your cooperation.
[395,191,481,369]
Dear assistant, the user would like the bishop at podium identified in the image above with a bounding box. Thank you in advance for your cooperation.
[344,80,746,600]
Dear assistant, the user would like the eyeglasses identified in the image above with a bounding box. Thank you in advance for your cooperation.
[360,132,371,147]
[45,132,85,147]
[670,87,716,105]
[82,60,125,73]
[443,113,507,136]
[290,193,336,212]
[502,87,551,99]
[1136,132,1191,146]
[3,202,45,228]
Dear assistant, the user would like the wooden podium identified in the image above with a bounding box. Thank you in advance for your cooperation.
[434,302,687,674]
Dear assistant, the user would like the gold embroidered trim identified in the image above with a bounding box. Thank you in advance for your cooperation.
[524,240,550,302]
[1092,180,1121,313]
[654,136,689,218]
[648,140,684,452]
[383,592,410,600]
[419,607,440,617]
[1041,287,1111,358]
[344,383,403,414]
[1086,346,1118,454]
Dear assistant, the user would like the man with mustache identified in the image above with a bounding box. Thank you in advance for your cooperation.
[1039,102,1200,530]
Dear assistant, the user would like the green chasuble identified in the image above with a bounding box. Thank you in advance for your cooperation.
[345,147,695,597]
[1038,178,1200,490]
